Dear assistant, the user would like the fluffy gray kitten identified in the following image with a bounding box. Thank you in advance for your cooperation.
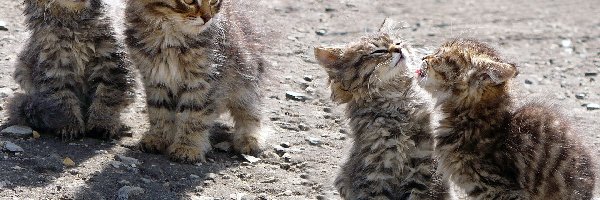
[125,0,266,163]
[315,30,448,199]
[7,0,134,139]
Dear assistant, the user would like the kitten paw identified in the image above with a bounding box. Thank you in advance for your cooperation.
[58,124,85,140]
[139,134,167,154]
[86,124,121,139]
[167,143,207,163]
[233,135,261,155]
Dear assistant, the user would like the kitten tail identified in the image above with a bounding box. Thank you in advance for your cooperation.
[5,93,71,132]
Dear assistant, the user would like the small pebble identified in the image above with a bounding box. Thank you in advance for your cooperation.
[315,29,327,36]
[32,131,40,139]
[586,103,600,111]
[110,161,123,168]
[3,141,24,152]
[242,154,261,163]
[1,125,33,138]
[116,186,144,200]
[285,91,309,102]
[190,174,200,179]
[306,137,322,145]
[63,157,75,167]
[280,142,291,148]
[0,21,7,31]
[303,75,314,82]
[116,155,141,166]
[141,178,152,184]
[206,173,217,180]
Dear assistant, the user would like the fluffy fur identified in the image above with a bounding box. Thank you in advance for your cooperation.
[7,0,134,139]
[315,31,448,199]
[418,38,596,199]
[125,0,266,163]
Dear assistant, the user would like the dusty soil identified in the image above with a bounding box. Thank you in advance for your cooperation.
[0,0,599,199]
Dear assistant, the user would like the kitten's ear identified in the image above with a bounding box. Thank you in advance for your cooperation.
[314,47,343,68]
[379,18,395,32]
[473,56,518,85]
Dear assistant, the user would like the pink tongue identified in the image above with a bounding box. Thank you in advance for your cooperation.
[416,69,422,76]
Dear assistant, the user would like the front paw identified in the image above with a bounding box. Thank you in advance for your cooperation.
[86,124,122,139]
[139,134,167,154]
[167,143,209,164]
[233,135,262,155]
[58,123,85,140]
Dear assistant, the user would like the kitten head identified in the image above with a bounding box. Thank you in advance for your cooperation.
[128,0,222,28]
[314,33,414,103]
[417,38,518,107]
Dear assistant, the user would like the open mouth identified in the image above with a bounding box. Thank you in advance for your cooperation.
[416,62,428,78]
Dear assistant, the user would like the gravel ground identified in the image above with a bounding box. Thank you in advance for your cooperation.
[0,0,598,199]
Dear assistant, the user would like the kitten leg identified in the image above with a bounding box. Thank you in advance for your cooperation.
[228,91,262,155]
[44,90,85,140]
[139,84,176,153]
[13,60,34,93]
[86,55,133,139]
[167,84,217,163]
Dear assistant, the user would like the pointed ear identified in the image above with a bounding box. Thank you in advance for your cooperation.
[314,47,343,68]
[379,18,395,32]
[472,56,518,85]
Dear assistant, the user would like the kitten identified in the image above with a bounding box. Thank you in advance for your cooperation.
[7,0,134,139]
[315,31,448,199]
[417,38,596,199]
[125,0,266,163]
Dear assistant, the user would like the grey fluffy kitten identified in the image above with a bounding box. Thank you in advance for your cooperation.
[315,30,448,199]
[418,38,596,199]
[125,0,266,163]
[7,0,134,139]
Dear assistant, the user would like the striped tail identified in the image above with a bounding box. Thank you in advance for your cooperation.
[5,92,71,133]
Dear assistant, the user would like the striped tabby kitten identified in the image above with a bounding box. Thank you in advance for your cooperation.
[418,38,596,199]
[315,32,448,199]
[7,0,134,139]
[125,0,265,163]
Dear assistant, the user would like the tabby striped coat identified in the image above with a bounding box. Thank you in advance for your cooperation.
[315,32,448,199]
[8,0,134,139]
[125,0,265,163]
[418,38,596,199]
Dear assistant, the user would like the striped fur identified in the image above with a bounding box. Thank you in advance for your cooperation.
[6,0,134,139]
[125,0,265,163]
[418,38,596,199]
[315,32,448,199]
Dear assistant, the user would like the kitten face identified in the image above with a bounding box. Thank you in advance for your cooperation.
[314,33,412,103]
[132,0,222,24]
[417,39,518,104]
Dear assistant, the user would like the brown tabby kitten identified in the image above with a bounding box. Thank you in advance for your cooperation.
[418,38,596,199]
[7,0,134,139]
[315,31,448,199]
[125,0,266,163]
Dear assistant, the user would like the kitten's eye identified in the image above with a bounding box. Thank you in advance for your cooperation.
[209,0,220,5]
[370,49,388,55]
[183,0,195,5]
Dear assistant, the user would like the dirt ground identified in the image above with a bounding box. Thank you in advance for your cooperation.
[0,0,599,199]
